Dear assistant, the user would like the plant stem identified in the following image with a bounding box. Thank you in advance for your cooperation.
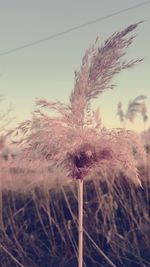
[78,179,83,267]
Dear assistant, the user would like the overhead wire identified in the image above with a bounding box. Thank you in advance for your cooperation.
[0,0,150,56]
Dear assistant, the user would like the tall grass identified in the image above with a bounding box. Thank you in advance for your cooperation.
[0,22,149,267]
[0,162,150,266]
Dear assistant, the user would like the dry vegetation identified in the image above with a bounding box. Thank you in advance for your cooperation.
[0,22,150,267]
[0,166,150,267]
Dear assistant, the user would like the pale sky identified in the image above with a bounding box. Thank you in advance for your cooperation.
[0,0,150,132]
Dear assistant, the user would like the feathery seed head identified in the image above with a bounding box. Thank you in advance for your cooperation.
[10,22,145,186]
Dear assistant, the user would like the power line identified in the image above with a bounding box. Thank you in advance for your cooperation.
[0,0,150,57]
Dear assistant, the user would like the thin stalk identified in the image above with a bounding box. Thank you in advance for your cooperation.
[0,244,25,267]
[78,179,83,267]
